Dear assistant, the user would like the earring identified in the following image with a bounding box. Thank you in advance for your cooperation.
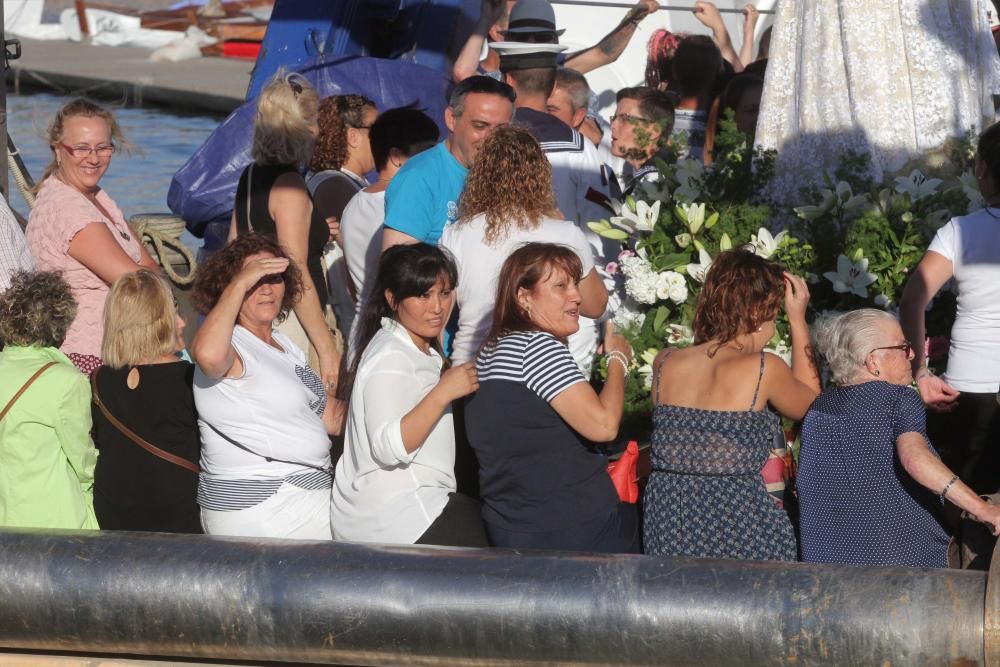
[874,369,881,377]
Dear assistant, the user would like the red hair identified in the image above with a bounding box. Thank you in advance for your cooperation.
[692,249,784,352]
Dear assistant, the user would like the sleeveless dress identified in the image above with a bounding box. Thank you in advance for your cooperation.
[643,351,797,561]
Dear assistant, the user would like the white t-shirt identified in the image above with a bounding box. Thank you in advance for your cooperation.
[194,326,332,479]
[440,213,596,365]
[927,208,1000,392]
[340,188,386,358]
[332,318,456,543]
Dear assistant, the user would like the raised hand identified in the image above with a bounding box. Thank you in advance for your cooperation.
[237,256,289,293]
[782,271,810,323]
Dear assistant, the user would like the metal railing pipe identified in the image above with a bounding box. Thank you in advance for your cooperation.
[0,529,992,665]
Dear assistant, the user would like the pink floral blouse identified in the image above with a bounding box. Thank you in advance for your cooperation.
[26,178,142,359]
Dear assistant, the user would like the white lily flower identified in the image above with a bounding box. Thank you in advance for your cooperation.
[636,348,660,389]
[894,169,943,201]
[835,181,869,212]
[610,199,661,233]
[686,247,713,283]
[665,323,694,346]
[874,294,891,308]
[675,233,692,248]
[960,169,985,211]
[793,189,837,221]
[749,227,787,259]
[677,202,707,234]
[822,254,877,298]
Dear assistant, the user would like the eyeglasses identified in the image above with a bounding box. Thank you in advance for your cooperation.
[610,112,652,125]
[869,341,913,357]
[60,143,116,158]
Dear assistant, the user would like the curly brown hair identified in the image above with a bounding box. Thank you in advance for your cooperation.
[692,249,784,352]
[308,95,376,173]
[192,233,303,321]
[0,271,77,348]
[457,123,558,246]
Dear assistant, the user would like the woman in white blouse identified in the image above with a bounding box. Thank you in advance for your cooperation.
[331,243,486,546]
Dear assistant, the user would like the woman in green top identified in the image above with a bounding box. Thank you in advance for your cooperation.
[0,270,98,529]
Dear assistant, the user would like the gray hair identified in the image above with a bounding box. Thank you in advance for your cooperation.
[814,308,898,384]
[554,67,590,112]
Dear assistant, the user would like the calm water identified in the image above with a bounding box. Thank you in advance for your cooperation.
[6,91,224,249]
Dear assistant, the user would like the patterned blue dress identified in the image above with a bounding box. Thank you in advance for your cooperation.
[643,352,798,561]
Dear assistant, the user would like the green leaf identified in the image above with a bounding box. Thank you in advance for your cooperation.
[653,306,669,332]
[598,229,631,241]
[587,220,610,234]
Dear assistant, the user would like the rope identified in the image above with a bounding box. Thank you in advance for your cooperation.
[7,136,36,209]
[130,214,198,286]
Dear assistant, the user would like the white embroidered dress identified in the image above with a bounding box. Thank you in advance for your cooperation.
[756,0,1000,200]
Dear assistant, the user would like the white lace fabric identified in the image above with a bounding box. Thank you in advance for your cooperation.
[756,0,1000,201]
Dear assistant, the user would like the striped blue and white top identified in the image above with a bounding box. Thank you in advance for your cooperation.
[476,331,585,403]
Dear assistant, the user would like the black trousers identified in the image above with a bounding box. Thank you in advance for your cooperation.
[928,392,1000,495]
[415,492,489,548]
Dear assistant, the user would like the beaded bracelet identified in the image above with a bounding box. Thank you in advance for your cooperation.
[940,474,959,499]
[605,351,631,378]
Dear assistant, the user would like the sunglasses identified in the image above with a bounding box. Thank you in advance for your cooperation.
[869,341,913,357]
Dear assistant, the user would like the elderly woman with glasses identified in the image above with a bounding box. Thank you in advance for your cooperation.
[25,98,161,376]
[798,309,1000,568]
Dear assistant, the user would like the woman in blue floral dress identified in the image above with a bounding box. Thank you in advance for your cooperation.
[643,249,821,560]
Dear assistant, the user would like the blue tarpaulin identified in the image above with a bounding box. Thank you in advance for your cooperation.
[167,55,452,240]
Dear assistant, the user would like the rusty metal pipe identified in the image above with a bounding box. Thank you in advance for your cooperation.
[0,529,993,666]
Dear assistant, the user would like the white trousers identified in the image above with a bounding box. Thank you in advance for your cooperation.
[201,482,333,540]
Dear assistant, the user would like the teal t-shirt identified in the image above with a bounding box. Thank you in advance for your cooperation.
[384,141,467,244]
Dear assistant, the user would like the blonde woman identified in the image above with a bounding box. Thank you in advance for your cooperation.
[230,71,342,393]
[440,124,606,366]
[26,98,161,376]
[92,269,200,533]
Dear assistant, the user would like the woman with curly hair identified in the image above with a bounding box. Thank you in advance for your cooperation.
[190,233,339,539]
[305,94,377,340]
[231,72,341,397]
[441,124,606,365]
[643,249,820,561]
[0,270,99,529]
[92,269,200,533]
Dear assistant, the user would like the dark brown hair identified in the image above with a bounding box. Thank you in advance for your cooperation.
[978,120,1000,189]
[309,94,376,172]
[192,233,303,321]
[487,243,583,343]
[692,248,784,352]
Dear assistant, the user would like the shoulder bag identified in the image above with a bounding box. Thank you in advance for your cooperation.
[91,369,200,475]
[0,361,57,422]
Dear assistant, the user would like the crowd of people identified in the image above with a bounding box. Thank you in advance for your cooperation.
[2,0,1000,571]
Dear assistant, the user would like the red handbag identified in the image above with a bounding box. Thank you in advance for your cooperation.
[607,440,640,504]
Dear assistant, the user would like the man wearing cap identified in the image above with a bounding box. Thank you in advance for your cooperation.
[495,40,612,373]
[381,76,515,250]
[452,0,658,83]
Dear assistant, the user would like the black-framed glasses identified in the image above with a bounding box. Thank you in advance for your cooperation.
[869,341,913,357]
[610,112,651,125]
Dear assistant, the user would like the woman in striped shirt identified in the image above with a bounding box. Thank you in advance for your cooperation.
[465,243,638,553]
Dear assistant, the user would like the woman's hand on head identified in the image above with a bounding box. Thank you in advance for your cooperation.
[916,373,960,412]
[434,362,480,403]
[601,320,634,362]
[236,256,289,293]
[782,272,810,322]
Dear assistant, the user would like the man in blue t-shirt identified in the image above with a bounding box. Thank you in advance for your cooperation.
[382,76,515,249]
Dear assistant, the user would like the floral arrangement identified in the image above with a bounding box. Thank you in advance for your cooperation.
[591,118,979,420]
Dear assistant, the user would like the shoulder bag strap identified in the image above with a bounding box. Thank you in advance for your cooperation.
[245,162,255,233]
[91,369,201,475]
[204,420,333,478]
[0,361,57,422]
